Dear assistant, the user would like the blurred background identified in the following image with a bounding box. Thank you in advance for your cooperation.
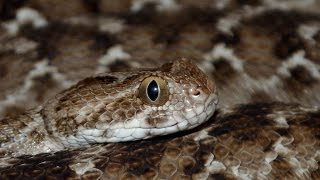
[1,0,320,118]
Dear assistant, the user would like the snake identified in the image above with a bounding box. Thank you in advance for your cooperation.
[0,61,319,180]
[0,0,320,179]
[0,59,218,157]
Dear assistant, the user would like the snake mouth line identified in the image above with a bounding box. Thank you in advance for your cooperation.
[206,93,219,106]
[97,94,218,141]
[76,115,206,144]
[63,93,218,146]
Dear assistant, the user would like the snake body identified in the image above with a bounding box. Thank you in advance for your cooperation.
[1,0,320,179]
[1,60,318,180]
[0,102,319,179]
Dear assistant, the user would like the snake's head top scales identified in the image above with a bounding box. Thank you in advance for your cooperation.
[42,58,218,147]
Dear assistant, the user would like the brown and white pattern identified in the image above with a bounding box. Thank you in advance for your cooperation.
[0,59,217,157]
[0,0,319,179]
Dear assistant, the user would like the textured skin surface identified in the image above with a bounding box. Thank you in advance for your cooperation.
[0,103,319,179]
[0,0,320,179]
[0,59,217,156]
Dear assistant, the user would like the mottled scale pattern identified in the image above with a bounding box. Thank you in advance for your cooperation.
[0,59,217,157]
[0,0,320,179]
[0,103,319,179]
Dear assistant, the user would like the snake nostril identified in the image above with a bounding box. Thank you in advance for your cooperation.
[193,89,201,96]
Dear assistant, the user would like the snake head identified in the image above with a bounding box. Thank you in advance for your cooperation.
[142,58,218,133]
[43,58,218,147]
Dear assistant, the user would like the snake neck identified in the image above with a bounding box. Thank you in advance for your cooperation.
[0,107,64,157]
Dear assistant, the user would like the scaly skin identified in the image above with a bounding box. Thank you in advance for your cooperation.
[1,1,320,179]
[0,102,319,179]
[0,59,217,157]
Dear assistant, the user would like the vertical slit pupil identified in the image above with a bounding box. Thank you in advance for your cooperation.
[147,80,159,101]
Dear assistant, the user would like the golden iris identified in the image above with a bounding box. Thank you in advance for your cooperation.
[139,76,169,106]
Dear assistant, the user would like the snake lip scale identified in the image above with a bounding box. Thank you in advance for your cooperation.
[0,58,218,157]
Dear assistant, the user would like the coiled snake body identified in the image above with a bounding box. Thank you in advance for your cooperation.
[0,60,319,180]
[1,1,320,179]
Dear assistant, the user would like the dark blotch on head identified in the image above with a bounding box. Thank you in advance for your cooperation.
[93,76,118,84]
[160,62,174,72]
[123,74,140,84]
[123,74,141,85]
[65,76,117,91]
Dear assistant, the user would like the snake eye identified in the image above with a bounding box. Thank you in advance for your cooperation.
[147,80,159,101]
[139,76,169,106]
